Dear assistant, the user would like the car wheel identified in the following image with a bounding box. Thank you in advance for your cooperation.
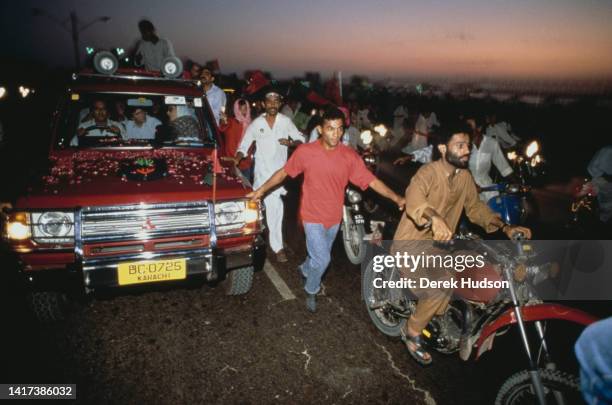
[223,266,254,295]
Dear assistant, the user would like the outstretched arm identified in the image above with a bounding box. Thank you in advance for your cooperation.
[246,168,288,201]
[368,178,405,210]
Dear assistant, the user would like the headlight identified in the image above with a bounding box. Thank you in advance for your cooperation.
[360,130,373,145]
[347,189,362,204]
[3,212,31,241]
[32,212,74,243]
[525,140,539,158]
[506,184,520,194]
[373,124,388,137]
[507,151,517,161]
[215,200,260,235]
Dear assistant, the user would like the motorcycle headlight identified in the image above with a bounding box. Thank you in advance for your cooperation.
[506,184,520,194]
[32,212,74,243]
[360,130,373,145]
[373,124,388,137]
[525,140,539,158]
[347,189,362,204]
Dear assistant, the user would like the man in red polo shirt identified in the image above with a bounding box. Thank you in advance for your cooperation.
[247,107,405,312]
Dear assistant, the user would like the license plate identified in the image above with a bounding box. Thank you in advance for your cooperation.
[117,258,186,286]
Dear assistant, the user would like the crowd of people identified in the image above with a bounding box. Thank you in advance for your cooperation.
[88,19,612,401]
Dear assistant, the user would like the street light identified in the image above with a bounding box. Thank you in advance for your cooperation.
[31,8,111,70]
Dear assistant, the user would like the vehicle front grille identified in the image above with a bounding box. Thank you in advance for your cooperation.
[80,201,211,243]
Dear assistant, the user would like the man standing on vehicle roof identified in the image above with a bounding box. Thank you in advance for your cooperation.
[200,67,227,126]
[230,89,304,263]
[247,107,405,312]
[134,20,176,72]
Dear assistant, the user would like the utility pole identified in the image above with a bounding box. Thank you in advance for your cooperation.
[32,8,111,70]
[70,12,80,70]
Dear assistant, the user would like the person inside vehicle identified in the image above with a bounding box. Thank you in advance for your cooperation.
[71,100,125,146]
[392,120,531,366]
[125,107,162,140]
[166,105,201,142]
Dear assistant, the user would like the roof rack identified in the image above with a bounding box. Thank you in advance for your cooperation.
[73,72,202,87]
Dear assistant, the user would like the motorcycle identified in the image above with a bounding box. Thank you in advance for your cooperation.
[340,139,383,265]
[480,139,544,226]
[481,183,535,225]
[341,186,367,264]
[505,139,546,186]
[362,233,597,405]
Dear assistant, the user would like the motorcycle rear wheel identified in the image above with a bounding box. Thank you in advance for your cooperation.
[495,368,581,405]
[361,259,407,337]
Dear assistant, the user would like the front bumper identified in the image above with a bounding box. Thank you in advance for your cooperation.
[18,235,266,293]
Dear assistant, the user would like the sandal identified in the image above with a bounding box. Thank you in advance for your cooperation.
[400,329,432,366]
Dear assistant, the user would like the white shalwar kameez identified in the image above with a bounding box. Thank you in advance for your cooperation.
[469,136,513,202]
[238,113,304,253]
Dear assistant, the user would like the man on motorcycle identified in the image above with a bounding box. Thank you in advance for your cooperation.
[393,121,531,366]
[247,107,405,312]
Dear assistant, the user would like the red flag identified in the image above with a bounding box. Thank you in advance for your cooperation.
[244,70,270,95]
[306,90,332,106]
[212,148,223,174]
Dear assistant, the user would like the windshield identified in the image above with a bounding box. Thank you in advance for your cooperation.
[55,92,216,149]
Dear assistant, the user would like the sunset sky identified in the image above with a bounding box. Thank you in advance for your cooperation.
[2,0,612,80]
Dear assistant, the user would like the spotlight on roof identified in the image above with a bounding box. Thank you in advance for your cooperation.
[93,51,119,75]
[160,56,183,79]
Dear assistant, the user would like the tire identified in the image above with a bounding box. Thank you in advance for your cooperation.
[26,291,70,322]
[343,217,366,265]
[495,369,581,405]
[223,266,254,295]
[361,259,407,337]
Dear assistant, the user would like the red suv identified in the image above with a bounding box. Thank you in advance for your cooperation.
[1,69,265,321]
